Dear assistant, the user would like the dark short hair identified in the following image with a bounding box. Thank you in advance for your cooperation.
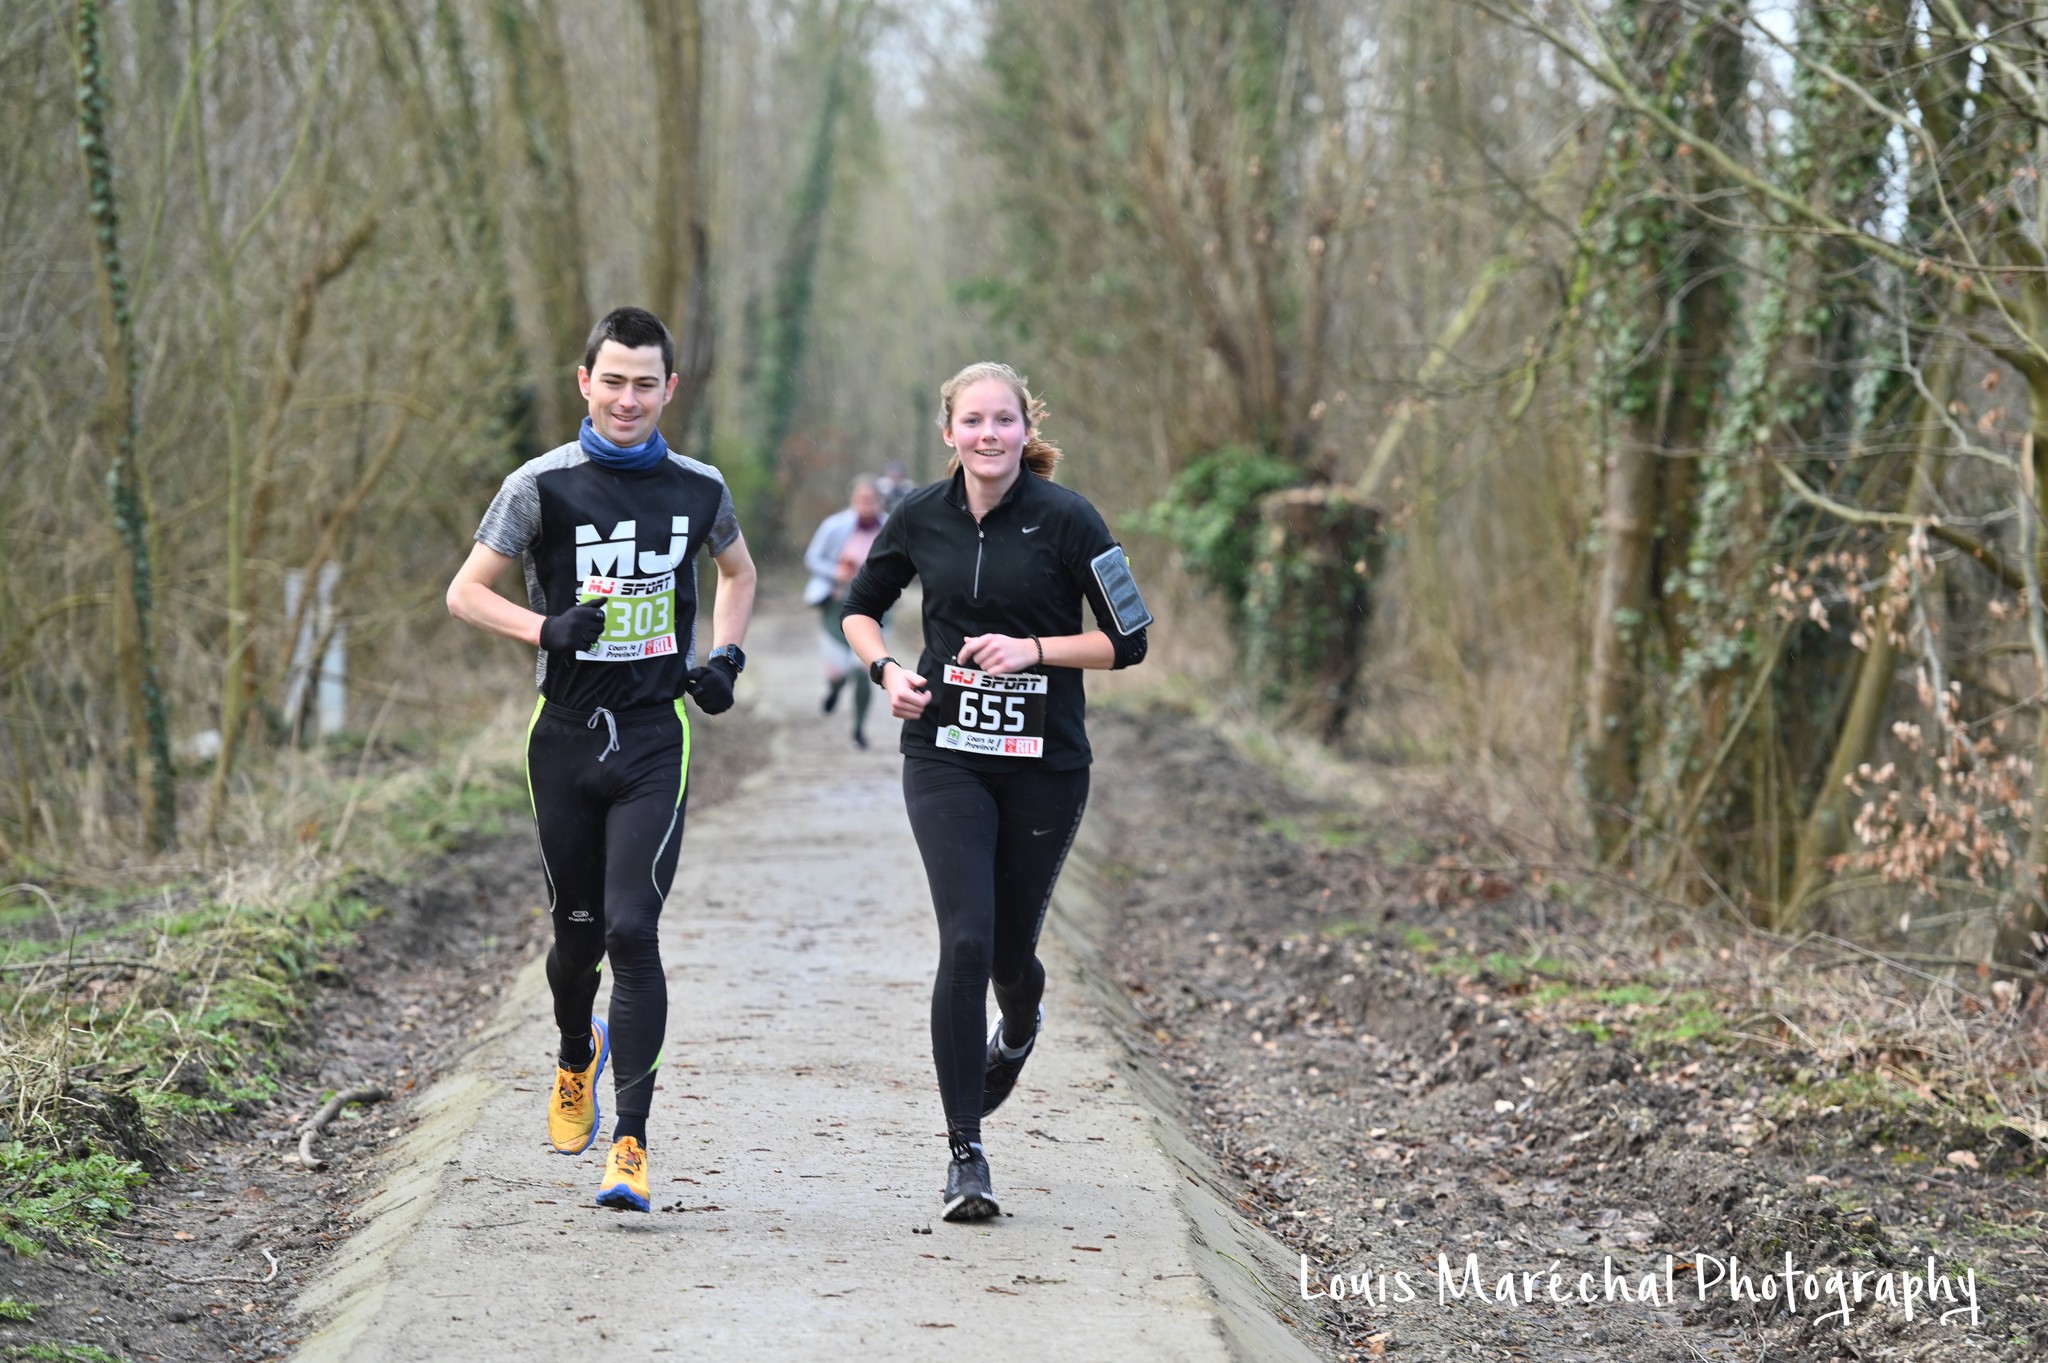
[583,307,675,376]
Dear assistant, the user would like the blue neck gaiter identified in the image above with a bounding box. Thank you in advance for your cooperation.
[579,416,670,471]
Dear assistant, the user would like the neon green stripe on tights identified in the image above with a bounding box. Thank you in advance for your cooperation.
[523,694,545,817]
[672,697,692,802]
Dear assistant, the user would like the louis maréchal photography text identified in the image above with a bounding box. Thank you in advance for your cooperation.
[1297,1251,1983,1329]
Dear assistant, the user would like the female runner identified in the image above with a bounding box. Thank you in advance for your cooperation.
[840,362,1151,1221]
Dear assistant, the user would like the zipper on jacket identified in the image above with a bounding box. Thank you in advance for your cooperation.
[952,488,992,599]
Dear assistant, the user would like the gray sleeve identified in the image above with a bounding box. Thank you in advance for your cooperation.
[705,480,742,557]
[475,465,540,558]
[804,511,849,581]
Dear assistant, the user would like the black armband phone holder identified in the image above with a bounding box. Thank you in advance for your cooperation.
[1089,546,1153,634]
[1090,545,1152,669]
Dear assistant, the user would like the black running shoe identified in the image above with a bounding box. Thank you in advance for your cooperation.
[942,1139,999,1222]
[981,1005,1042,1116]
[823,677,844,714]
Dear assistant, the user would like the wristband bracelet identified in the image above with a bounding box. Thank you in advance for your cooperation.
[1031,634,1043,667]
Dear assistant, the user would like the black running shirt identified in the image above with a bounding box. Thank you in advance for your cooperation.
[475,442,741,712]
[841,468,1142,772]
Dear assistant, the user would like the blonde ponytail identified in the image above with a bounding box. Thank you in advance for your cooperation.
[937,362,1063,480]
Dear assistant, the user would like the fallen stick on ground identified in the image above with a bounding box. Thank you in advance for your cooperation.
[0,956,168,974]
[298,1085,390,1169]
[156,1248,281,1287]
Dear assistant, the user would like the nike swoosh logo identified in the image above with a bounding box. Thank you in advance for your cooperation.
[1021,525,1041,534]
[1031,826,1057,836]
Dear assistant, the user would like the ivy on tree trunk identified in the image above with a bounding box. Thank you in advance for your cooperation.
[76,0,176,851]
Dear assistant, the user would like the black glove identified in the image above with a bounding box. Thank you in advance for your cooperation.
[684,655,739,715]
[539,599,608,654]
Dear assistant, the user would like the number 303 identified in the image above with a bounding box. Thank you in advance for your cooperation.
[957,692,1026,733]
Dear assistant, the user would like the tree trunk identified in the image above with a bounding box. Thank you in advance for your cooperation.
[1997,386,2048,977]
[751,4,865,544]
[1647,0,1891,905]
[1579,3,1743,860]
[1651,15,1744,653]
[495,0,590,438]
[1584,413,1660,856]
[641,0,711,438]
[76,0,175,850]
[365,0,529,449]
[1781,354,1954,928]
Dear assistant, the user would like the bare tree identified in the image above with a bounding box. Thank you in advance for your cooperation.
[748,0,875,542]
[75,0,175,849]
[494,0,590,437]
[642,0,712,435]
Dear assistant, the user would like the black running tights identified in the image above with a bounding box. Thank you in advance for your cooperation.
[902,757,1089,1144]
[527,699,689,1126]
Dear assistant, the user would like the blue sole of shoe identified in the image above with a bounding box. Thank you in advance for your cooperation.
[595,1186,650,1212]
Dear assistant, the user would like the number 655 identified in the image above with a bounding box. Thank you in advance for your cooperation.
[957,692,1026,733]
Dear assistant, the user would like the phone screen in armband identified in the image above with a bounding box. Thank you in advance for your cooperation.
[1089,545,1154,636]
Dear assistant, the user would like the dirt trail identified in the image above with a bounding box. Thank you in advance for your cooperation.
[287,606,1303,1362]
[1088,710,2042,1363]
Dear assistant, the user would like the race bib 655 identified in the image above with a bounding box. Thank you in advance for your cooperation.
[933,664,1048,758]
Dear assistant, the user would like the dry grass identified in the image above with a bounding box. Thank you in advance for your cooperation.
[0,700,531,1157]
[1447,847,2048,1158]
[1175,675,2048,1162]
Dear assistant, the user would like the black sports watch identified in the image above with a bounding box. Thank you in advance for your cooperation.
[869,655,898,685]
[709,643,746,674]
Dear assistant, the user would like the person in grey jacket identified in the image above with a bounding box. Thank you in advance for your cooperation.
[803,475,888,745]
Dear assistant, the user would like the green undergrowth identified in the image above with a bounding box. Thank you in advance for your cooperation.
[1372,921,1740,1054]
[1256,809,1371,852]
[0,1303,33,1323]
[1768,1071,1926,1121]
[0,1143,146,1257]
[6,1345,128,1363]
[1519,979,1731,1050]
[0,738,526,1254]
[1766,1069,2041,1157]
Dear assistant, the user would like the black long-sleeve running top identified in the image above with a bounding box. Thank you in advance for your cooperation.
[840,467,1148,772]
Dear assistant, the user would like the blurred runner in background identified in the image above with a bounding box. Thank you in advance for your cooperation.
[803,475,888,747]
[875,460,913,513]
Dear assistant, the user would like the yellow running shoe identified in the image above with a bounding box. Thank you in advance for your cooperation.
[547,1017,609,1156]
[595,1135,650,1212]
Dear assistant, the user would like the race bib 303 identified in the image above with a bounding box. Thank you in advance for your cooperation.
[577,573,678,661]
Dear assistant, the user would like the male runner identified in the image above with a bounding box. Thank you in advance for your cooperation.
[446,306,756,1211]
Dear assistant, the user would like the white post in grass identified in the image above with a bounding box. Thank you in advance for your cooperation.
[315,561,345,739]
[283,568,315,737]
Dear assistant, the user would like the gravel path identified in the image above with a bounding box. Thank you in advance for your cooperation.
[288,605,1293,1362]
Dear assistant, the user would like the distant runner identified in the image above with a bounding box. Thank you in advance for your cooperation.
[841,362,1151,1221]
[875,459,913,513]
[446,306,756,1213]
[802,475,888,748]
